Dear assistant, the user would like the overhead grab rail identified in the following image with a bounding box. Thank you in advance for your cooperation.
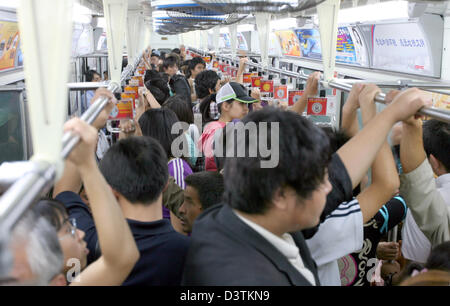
[188,47,450,124]
[0,55,142,233]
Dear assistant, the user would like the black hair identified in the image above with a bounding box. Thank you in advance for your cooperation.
[163,55,179,71]
[426,241,450,271]
[151,53,160,59]
[321,127,351,153]
[138,109,183,160]
[99,136,169,204]
[33,199,69,231]
[171,48,181,55]
[85,70,100,82]
[423,120,450,172]
[185,57,206,79]
[185,172,224,210]
[195,70,220,100]
[163,95,194,125]
[223,107,331,214]
[144,70,170,104]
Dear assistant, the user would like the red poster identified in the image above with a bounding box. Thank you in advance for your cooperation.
[243,73,252,84]
[307,98,327,116]
[288,91,304,106]
[251,76,262,88]
[260,80,274,93]
[274,86,288,100]
[109,99,133,120]
[213,61,219,68]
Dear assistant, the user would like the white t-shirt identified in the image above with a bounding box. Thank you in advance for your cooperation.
[401,173,450,263]
[306,199,364,286]
[235,211,316,286]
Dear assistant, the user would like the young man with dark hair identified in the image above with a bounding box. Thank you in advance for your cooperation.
[55,134,190,285]
[186,57,206,103]
[401,119,450,263]
[182,87,430,286]
[162,55,192,106]
[178,172,224,234]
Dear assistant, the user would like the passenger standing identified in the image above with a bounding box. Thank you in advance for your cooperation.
[81,70,101,114]
[199,82,257,172]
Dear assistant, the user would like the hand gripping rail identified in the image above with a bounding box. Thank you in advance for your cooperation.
[0,56,142,233]
[209,53,450,124]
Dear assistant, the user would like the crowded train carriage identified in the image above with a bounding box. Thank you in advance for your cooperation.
[0,0,449,292]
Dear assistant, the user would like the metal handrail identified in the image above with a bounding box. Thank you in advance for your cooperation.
[200,51,450,124]
[0,55,142,233]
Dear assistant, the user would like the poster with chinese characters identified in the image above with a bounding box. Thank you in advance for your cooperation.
[372,23,434,76]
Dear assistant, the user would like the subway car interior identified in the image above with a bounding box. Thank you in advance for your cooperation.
[0,0,449,289]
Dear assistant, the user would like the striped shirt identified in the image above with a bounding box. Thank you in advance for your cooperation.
[168,158,194,190]
[306,198,364,286]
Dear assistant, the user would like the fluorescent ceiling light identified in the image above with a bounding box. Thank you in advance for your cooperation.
[338,0,409,24]
[269,18,296,31]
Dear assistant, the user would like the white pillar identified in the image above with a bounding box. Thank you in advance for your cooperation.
[201,30,208,51]
[213,26,220,52]
[17,0,74,177]
[441,16,450,81]
[229,23,238,58]
[126,10,141,63]
[255,13,272,69]
[103,0,128,83]
[317,0,341,84]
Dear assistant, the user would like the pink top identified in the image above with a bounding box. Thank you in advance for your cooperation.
[198,121,227,172]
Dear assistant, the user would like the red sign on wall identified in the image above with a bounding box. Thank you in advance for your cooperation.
[307,98,327,116]
[260,80,274,93]
[289,91,304,106]
[274,85,288,100]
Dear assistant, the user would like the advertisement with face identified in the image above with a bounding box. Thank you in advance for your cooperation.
[275,30,301,57]
[0,20,21,71]
[295,28,322,59]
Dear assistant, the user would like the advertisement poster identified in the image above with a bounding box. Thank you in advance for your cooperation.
[289,91,304,106]
[275,30,301,57]
[347,26,369,67]
[295,28,322,59]
[307,98,327,116]
[336,27,359,65]
[237,32,248,51]
[220,33,231,49]
[372,23,433,76]
[431,92,450,112]
[0,21,21,71]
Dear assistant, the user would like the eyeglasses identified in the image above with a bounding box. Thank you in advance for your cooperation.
[59,218,78,240]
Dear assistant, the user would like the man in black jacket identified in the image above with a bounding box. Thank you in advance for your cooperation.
[182,108,332,286]
[162,55,192,106]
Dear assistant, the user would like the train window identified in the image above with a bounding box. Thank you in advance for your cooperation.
[0,90,28,165]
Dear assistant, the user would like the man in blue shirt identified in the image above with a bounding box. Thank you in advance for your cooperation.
[54,131,189,285]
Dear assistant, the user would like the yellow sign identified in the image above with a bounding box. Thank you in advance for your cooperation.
[431,93,450,112]
[0,21,20,71]
[275,30,301,57]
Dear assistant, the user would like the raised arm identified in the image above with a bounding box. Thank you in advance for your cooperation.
[236,57,248,85]
[399,113,449,244]
[355,85,399,223]
[289,71,321,115]
[337,88,430,190]
[341,84,364,138]
[64,118,139,286]
[54,88,116,196]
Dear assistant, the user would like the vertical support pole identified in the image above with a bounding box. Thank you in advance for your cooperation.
[317,0,341,84]
[229,23,238,58]
[142,21,152,52]
[17,0,74,178]
[213,26,220,52]
[103,0,128,84]
[255,13,272,69]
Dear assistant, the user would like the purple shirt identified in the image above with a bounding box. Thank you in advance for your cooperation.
[163,158,193,219]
